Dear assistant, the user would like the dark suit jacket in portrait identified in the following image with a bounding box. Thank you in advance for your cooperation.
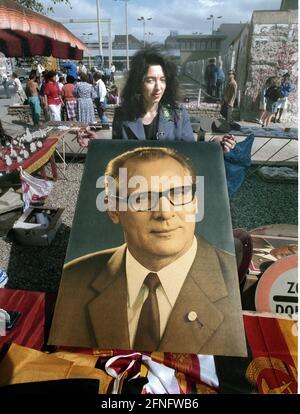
[49,236,247,357]
[112,105,195,141]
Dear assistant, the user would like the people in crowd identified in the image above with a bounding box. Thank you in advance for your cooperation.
[61,75,77,121]
[110,62,116,83]
[57,76,66,121]
[32,60,45,82]
[1,72,11,98]
[58,76,65,93]
[62,60,78,81]
[78,61,87,75]
[74,72,97,124]
[112,47,235,151]
[220,70,237,124]
[216,61,225,99]
[257,76,274,125]
[107,84,119,105]
[44,71,62,121]
[204,58,217,97]
[11,73,26,104]
[25,72,42,127]
[93,72,109,124]
[39,71,50,122]
[274,72,294,123]
[260,77,281,127]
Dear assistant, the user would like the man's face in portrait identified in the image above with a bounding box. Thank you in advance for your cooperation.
[108,156,197,270]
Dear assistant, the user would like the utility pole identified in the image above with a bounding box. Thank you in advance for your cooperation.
[137,16,152,47]
[115,0,130,70]
[96,0,103,65]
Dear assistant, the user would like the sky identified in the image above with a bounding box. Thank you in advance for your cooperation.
[46,0,282,43]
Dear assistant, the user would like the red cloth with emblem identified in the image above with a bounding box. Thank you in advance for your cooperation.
[0,288,55,353]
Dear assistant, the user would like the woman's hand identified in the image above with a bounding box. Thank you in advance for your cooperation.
[213,134,236,153]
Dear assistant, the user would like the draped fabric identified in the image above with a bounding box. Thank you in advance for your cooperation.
[0,0,87,58]
[58,313,298,394]
[0,288,297,394]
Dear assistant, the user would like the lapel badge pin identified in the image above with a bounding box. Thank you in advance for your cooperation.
[187,311,197,322]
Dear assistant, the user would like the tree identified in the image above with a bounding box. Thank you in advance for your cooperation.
[15,0,71,14]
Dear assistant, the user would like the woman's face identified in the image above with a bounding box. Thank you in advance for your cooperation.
[142,65,166,109]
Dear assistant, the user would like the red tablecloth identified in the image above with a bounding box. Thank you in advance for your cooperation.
[0,288,55,352]
[0,138,58,174]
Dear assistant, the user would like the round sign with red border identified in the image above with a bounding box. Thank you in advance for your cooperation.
[255,255,298,315]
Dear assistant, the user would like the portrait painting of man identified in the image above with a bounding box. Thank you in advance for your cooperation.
[49,140,247,357]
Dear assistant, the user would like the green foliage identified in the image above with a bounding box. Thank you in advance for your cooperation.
[15,0,71,14]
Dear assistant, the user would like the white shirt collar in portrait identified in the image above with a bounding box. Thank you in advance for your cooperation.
[126,237,197,346]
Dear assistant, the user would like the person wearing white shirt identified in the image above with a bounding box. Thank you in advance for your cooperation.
[1,72,11,98]
[78,61,88,75]
[50,146,246,357]
[94,72,109,124]
[12,72,26,103]
[110,63,116,82]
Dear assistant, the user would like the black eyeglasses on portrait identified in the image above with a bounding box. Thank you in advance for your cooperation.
[110,184,196,211]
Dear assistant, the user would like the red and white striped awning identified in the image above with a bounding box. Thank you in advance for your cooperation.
[0,0,87,59]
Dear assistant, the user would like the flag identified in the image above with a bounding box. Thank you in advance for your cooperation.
[20,168,53,211]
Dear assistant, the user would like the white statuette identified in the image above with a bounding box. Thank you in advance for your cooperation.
[5,155,12,166]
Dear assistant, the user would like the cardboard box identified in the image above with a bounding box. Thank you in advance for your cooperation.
[12,207,64,246]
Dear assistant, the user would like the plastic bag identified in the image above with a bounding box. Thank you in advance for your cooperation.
[20,168,53,211]
[224,133,254,197]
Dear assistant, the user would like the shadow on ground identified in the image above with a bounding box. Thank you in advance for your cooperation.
[5,223,71,293]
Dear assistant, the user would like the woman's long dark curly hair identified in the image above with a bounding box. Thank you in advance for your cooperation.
[120,46,179,120]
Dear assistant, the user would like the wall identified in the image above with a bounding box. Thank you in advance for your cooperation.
[240,10,298,123]
[183,10,298,124]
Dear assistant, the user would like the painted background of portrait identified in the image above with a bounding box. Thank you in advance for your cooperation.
[65,140,234,263]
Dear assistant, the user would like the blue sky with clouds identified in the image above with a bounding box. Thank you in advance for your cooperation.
[46,0,282,42]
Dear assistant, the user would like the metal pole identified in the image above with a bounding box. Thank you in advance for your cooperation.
[197,88,201,107]
[143,19,145,47]
[108,20,112,68]
[96,0,103,62]
[125,0,129,70]
[88,34,91,69]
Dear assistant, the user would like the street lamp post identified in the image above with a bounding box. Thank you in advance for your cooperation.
[114,0,130,71]
[83,32,93,68]
[147,32,154,44]
[206,14,222,34]
[96,0,103,65]
[137,16,152,47]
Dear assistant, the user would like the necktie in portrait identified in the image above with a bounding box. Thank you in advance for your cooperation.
[134,272,161,351]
